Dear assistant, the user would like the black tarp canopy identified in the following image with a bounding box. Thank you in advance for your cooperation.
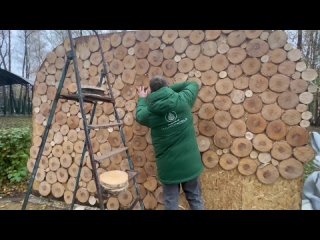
[0,68,33,86]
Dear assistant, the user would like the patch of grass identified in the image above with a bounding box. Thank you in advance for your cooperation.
[304,161,316,180]
[0,116,32,129]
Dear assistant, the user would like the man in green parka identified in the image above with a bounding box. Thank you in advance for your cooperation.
[136,75,204,210]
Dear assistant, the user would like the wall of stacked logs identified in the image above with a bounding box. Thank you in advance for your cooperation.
[28,30,318,209]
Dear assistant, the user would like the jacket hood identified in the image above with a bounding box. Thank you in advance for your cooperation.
[146,87,177,114]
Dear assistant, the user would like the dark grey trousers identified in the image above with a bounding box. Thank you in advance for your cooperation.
[162,177,205,210]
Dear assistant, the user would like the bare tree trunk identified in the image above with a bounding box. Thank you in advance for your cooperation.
[9,85,16,114]
[311,31,318,69]
[18,85,23,114]
[305,31,311,65]
[2,86,6,115]
[297,30,302,50]
[26,37,30,79]
[0,31,8,71]
[22,85,27,115]
[8,30,11,71]
[22,31,27,77]
[28,85,32,114]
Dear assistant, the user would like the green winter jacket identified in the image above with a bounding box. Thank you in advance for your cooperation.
[136,82,204,184]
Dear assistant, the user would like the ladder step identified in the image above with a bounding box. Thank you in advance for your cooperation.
[82,85,105,95]
[88,122,123,129]
[60,93,114,103]
[95,147,128,162]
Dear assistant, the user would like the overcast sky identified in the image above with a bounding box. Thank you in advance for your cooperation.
[11,30,24,76]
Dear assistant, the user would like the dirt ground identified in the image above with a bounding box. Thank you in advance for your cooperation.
[0,193,65,210]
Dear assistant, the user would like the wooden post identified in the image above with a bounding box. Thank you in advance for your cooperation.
[9,85,17,114]
[28,85,32,115]
[2,85,6,115]
[18,84,23,114]
[22,85,27,115]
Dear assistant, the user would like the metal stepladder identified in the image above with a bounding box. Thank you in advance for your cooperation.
[22,30,144,210]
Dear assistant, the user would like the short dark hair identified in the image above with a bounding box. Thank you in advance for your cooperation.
[150,75,168,92]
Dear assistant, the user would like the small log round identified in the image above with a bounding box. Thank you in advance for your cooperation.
[189,30,205,44]
[227,31,246,47]
[195,55,211,71]
[162,30,178,44]
[230,89,245,104]
[227,65,243,79]
[261,103,282,121]
[76,188,89,203]
[198,103,216,120]
[278,158,304,179]
[281,110,301,126]
[259,153,272,164]
[266,119,287,141]
[46,171,57,184]
[245,30,263,39]
[246,114,267,134]
[227,47,246,64]
[296,61,307,72]
[271,141,292,160]
[218,43,230,54]
[202,150,219,169]
[253,133,273,152]
[211,54,229,72]
[39,181,51,197]
[286,126,309,147]
[162,59,177,77]
[197,136,211,152]
[123,56,136,69]
[228,119,246,137]
[214,110,232,128]
[249,74,268,93]
[277,91,299,110]
[106,197,120,210]
[230,104,245,119]
[201,70,218,86]
[231,138,252,158]
[246,39,269,57]
[261,62,277,77]
[278,61,296,76]
[302,68,318,81]
[256,164,279,185]
[299,92,313,104]
[241,58,261,75]
[178,58,194,73]
[290,79,308,93]
[219,153,239,170]
[293,145,315,163]
[215,78,233,95]
[288,49,302,62]
[201,41,217,57]
[214,130,232,149]
[269,74,290,93]
[199,120,217,137]
[268,30,287,49]
[243,95,263,114]
[233,76,249,90]
[238,158,258,176]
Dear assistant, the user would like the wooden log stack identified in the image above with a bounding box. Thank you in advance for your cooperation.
[28,30,318,210]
